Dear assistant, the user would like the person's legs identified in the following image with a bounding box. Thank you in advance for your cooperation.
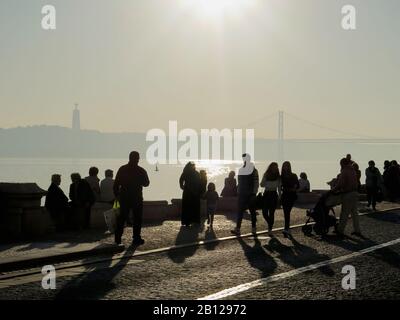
[193,197,201,224]
[262,194,269,226]
[249,195,257,229]
[210,209,215,227]
[371,188,377,210]
[283,206,291,230]
[269,207,276,230]
[84,206,91,229]
[236,195,246,230]
[338,193,350,234]
[349,192,361,234]
[268,193,278,230]
[282,193,294,231]
[181,192,189,226]
[132,201,144,241]
[115,202,129,243]
[366,187,372,207]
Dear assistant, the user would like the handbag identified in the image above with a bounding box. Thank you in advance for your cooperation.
[103,201,120,233]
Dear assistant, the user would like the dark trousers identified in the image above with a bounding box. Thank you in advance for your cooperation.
[262,191,278,230]
[281,191,297,230]
[84,206,91,229]
[115,200,143,241]
[236,194,257,229]
[49,209,67,232]
[181,190,200,226]
[366,186,378,208]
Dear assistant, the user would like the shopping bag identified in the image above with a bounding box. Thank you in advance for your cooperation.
[104,201,120,233]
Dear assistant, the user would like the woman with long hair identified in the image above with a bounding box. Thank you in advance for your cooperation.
[260,162,281,236]
[280,161,299,237]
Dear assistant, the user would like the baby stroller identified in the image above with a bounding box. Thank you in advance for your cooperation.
[302,191,340,236]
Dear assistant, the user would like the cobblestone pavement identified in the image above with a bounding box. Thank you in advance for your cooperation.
[0,206,399,300]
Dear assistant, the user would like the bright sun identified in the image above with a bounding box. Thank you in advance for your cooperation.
[182,0,257,20]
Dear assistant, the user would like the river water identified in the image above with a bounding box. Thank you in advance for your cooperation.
[0,157,389,201]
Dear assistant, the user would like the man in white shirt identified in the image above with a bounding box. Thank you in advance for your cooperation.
[100,169,115,203]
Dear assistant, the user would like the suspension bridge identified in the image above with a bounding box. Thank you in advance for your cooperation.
[243,110,400,161]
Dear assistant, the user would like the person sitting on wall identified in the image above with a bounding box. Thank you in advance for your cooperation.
[298,172,311,193]
[100,169,115,204]
[45,174,70,232]
[69,173,95,230]
[221,171,238,197]
[85,167,101,201]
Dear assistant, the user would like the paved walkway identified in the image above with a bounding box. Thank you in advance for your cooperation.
[1,206,400,299]
[0,201,398,271]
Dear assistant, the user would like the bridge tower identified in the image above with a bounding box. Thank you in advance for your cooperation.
[278,110,284,161]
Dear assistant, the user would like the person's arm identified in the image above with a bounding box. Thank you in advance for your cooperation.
[69,184,73,201]
[142,169,150,187]
[253,169,259,194]
[294,174,300,190]
[44,187,51,209]
[179,173,185,190]
[377,170,384,188]
[233,179,238,195]
[58,187,69,206]
[260,173,266,188]
[113,168,122,198]
[278,179,282,198]
[332,173,345,193]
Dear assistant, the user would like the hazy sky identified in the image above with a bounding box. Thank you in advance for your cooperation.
[1,0,399,139]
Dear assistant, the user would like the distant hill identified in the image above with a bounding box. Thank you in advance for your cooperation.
[0,125,398,161]
[0,126,148,158]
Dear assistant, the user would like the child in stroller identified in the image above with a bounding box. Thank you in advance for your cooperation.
[302,191,340,236]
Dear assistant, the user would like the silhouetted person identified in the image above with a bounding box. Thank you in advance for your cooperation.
[85,167,101,201]
[113,151,150,245]
[100,169,115,203]
[231,153,259,235]
[205,182,219,228]
[384,160,400,202]
[45,174,69,232]
[365,161,383,211]
[346,154,354,165]
[334,158,362,238]
[383,160,391,199]
[221,171,238,197]
[260,162,281,236]
[69,173,95,229]
[199,170,208,198]
[352,162,362,191]
[298,172,311,193]
[281,161,299,238]
[179,162,202,226]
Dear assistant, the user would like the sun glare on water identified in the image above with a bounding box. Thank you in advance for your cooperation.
[181,0,257,20]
